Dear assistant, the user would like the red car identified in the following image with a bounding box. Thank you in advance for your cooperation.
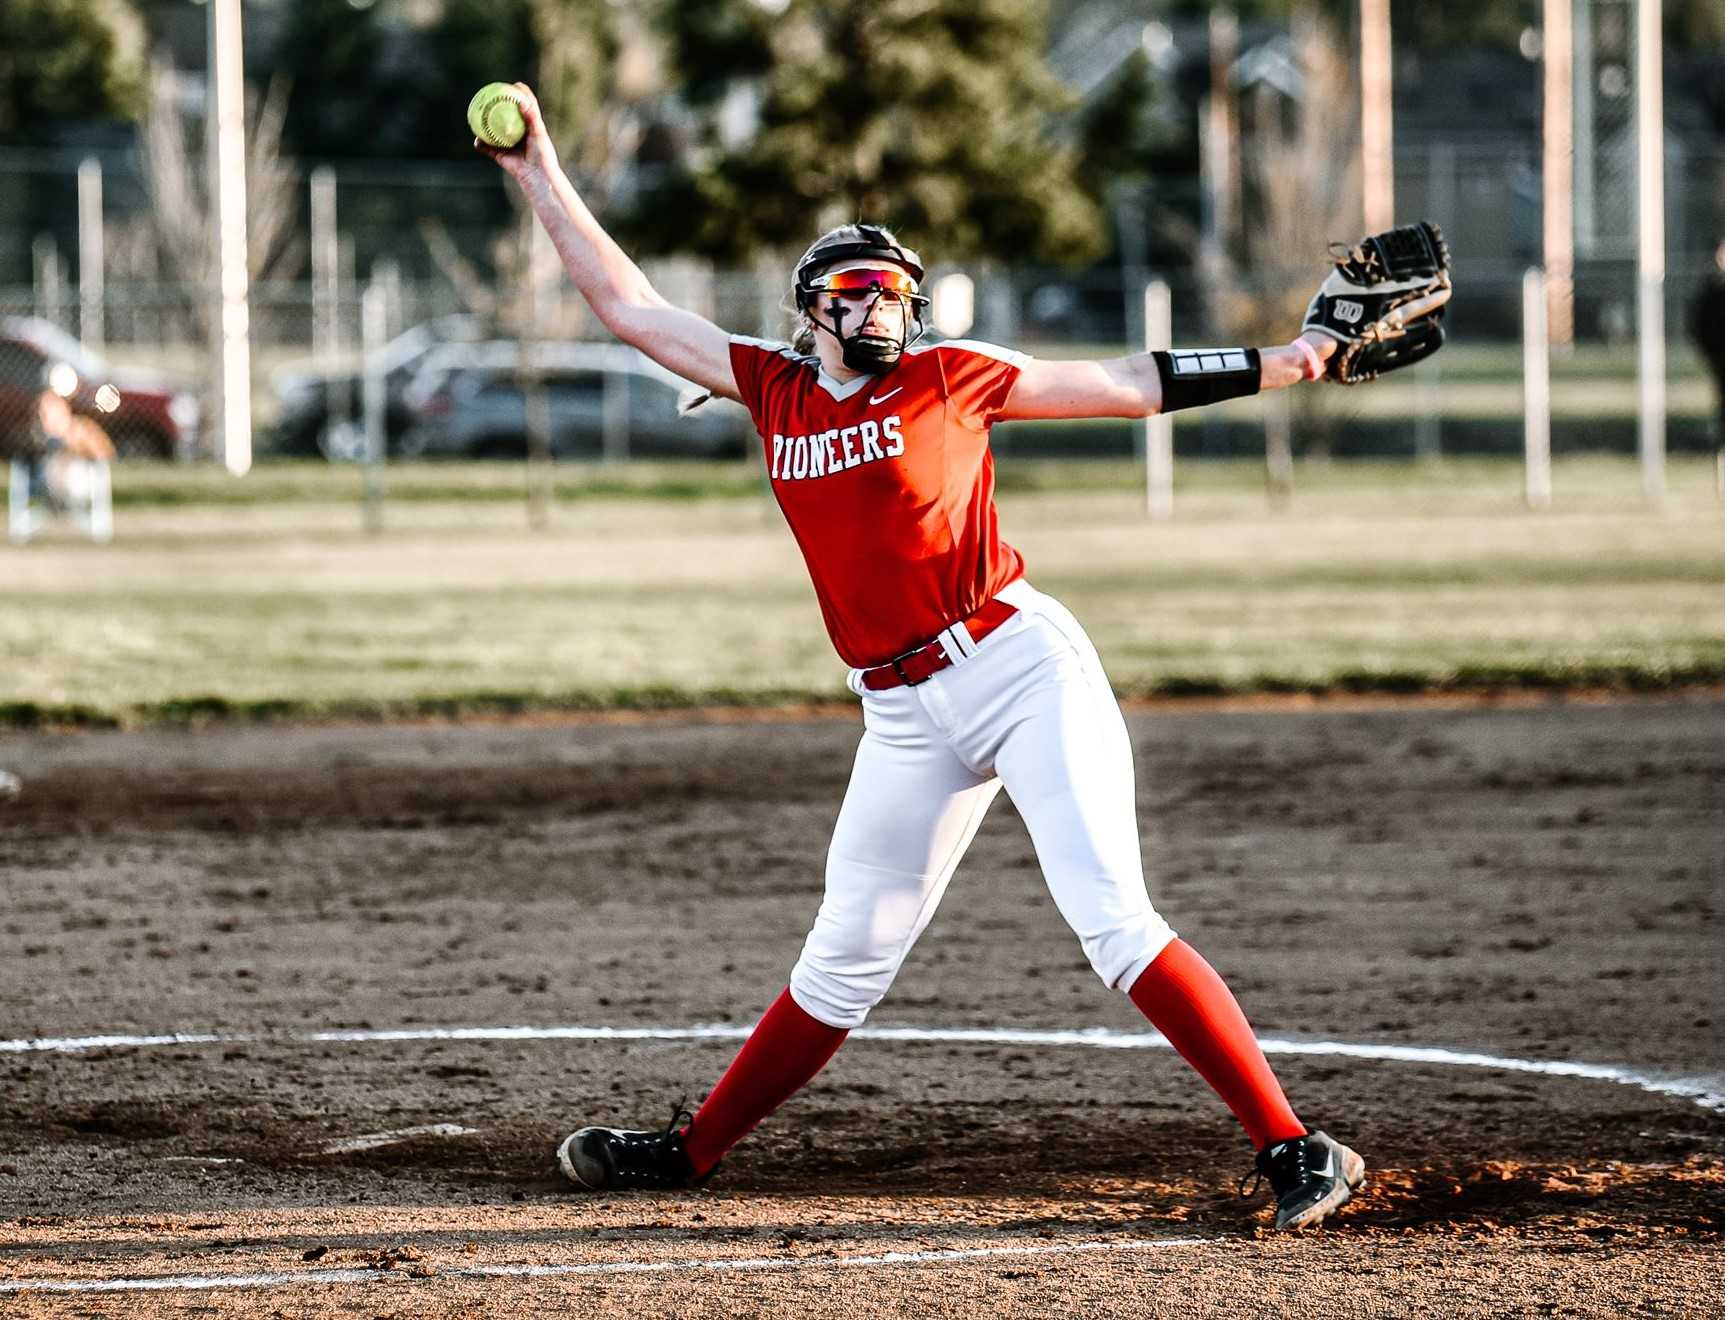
[0,317,201,460]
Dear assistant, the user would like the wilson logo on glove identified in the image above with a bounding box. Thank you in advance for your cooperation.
[1301,221,1453,385]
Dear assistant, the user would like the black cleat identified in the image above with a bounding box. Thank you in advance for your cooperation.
[556,1106,702,1191]
[1242,1130,1367,1230]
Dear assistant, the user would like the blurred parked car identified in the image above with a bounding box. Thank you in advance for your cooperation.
[0,317,200,459]
[399,341,751,460]
[268,314,493,460]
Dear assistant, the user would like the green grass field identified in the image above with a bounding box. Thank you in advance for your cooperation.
[3,455,1722,726]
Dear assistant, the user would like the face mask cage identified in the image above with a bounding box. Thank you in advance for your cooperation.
[801,280,928,372]
[793,236,931,372]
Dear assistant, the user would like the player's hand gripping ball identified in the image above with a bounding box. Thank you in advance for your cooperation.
[468,83,527,150]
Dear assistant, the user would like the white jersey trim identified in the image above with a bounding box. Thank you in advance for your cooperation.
[730,333,804,361]
[906,338,1030,369]
[813,370,874,401]
[729,334,874,401]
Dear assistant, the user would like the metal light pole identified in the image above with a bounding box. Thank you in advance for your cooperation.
[1542,0,1575,348]
[1634,0,1666,502]
[208,0,253,475]
[1360,0,1395,231]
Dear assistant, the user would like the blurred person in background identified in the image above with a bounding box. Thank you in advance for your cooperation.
[3,381,116,513]
[480,83,1368,1233]
[1691,240,1725,447]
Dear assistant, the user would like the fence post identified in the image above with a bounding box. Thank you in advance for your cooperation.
[78,157,105,352]
[522,343,552,530]
[362,279,387,533]
[525,220,558,527]
[33,236,66,328]
[372,256,403,340]
[602,363,629,464]
[1264,388,1294,508]
[8,461,33,544]
[1522,268,1552,509]
[1414,354,1443,462]
[311,166,338,358]
[1143,280,1173,521]
[1415,142,1453,462]
[310,166,353,453]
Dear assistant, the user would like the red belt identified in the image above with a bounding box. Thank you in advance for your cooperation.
[859,598,1020,691]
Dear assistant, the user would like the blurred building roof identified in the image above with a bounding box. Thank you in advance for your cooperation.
[1046,3,1178,102]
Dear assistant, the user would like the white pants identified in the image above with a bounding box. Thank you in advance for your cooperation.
[789,580,1177,1029]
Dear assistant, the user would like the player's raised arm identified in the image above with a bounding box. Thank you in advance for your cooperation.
[1002,222,1452,422]
[474,84,740,402]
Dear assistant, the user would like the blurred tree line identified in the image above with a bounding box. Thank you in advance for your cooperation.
[1209,0,1725,48]
[0,0,146,140]
[262,0,1150,265]
[7,0,1725,269]
[635,0,1122,263]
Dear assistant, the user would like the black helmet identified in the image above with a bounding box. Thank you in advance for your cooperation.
[793,224,929,374]
[793,224,926,298]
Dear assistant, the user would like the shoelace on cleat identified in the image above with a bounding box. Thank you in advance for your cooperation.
[663,1100,694,1137]
[594,1102,698,1188]
[1240,1136,1319,1200]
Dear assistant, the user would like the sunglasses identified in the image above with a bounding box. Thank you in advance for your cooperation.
[804,267,926,301]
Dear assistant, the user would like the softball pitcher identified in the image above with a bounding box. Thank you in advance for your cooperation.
[480,83,1449,1231]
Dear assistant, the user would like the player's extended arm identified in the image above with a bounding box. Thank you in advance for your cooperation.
[476,85,741,403]
[999,336,1337,422]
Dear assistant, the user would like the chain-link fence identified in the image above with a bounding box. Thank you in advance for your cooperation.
[6,125,1723,278]
[3,123,1723,472]
[2,261,1721,472]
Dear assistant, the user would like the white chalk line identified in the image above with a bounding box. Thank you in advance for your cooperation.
[0,1236,1210,1295]
[318,1124,479,1155]
[3,1022,1721,1113]
[160,1156,245,1166]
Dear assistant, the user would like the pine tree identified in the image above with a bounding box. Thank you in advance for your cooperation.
[273,0,539,161]
[0,0,145,143]
[631,0,1110,265]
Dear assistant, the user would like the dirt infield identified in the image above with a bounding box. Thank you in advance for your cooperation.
[1,697,1721,1315]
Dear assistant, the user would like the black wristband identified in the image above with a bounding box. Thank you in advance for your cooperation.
[1151,348,1262,413]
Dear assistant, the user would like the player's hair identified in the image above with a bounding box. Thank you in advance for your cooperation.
[787,222,910,355]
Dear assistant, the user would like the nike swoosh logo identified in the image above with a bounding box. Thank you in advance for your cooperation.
[869,387,903,405]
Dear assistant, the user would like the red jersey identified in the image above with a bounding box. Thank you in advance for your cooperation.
[728,335,1028,668]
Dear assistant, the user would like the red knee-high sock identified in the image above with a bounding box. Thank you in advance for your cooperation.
[1128,939,1306,1152]
[683,987,848,1176]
